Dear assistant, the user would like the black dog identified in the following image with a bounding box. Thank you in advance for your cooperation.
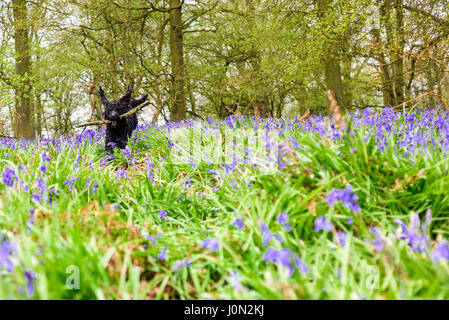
[98,85,148,154]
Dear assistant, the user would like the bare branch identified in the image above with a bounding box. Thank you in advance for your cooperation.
[75,101,153,128]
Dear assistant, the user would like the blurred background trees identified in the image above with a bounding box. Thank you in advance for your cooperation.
[0,0,448,137]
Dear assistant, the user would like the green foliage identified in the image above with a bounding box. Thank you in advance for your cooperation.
[1,113,449,299]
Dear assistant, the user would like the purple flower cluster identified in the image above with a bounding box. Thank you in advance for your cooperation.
[278,212,292,232]
[0,239,16,272]
[1,167,17,187]
[64,177,78,191]
[370,227,384,252]
[326,185,360,213]
[159,210,170,221]
[201,237,219,252]
[24,270,38,296]
[260,223,282,245]
[433,242,449,262]
[172,259,191,271]
[232,218,244,230]
[314,216,333,232]
[394,210,431,253]
[229,270,242,290]
[263,248,308,276]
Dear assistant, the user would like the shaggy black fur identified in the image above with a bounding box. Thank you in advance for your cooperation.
[99,86,148,154]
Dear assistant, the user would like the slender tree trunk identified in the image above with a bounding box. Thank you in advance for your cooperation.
[371,26,395,106]
[169,0,186,122]
[12,0,34,138]
[385,0,405,106]
[152,15,168,124]
[324,56,346,110]
[342,55,353,107]
[245,0,270,118]
[316,0,347,111]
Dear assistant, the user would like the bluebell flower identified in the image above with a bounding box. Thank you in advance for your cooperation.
[229,270,242,290]
[0,239,16,272]
[394,210,431,253]
[336,231,347,247]
[232,218,244,230]
[1,167,17,187]
[64,177,78,191]
[201,237,219,252]
[144,232,161,246]
[294,257,309,274]
[123,148,131,159]
[39,165,47,176]
[159,210,170,221]
[260,223,282,245]
[433,241,449,262]
[263,247,307,276]
[278,212,292,232]
[314,216,333,232]
[24,270,37,296]
[158,249,167,261]
[115,168,129,179]
[90,182,98,194]
[370,227,384,252]
[326,185,361,213]
[172,259,191,271]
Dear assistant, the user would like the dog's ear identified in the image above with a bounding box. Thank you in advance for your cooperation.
[120,86,133,105]
[98,86,109,105]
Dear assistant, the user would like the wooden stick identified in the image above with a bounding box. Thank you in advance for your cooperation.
[393,90,437,110]
[75,101,153,128]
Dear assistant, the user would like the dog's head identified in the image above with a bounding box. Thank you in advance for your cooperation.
[99,85,133,127]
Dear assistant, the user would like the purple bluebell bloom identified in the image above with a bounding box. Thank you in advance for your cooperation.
[294,256,309,274]
[1,167,17,187]
[229,270,242,290]
[172,259,191,271]
[278,212,292,232]
[158,249,167,261]
[0,240,16,272]
[370,227,384,252]
[64,177,78,191]
[433,242,449,262]
[159,210,170,221]
[39,165,47,176]
[263,247,308,276]
[260,223,282,245]
[314,216,333,232]
[336,231,347,247]
[201,237,219,252]
[123,148,131,159]
[394,210,431,253]
[232,218,244,230]
[115,168,129,179]
[326,185,361,213]
[24,270,37,296]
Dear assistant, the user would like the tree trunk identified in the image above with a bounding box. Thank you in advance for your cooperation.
[371,27,395,106]
[169,0,186,122]
[12,0,34,138]
[385,0,405,106]
[324,55,346,110]
[316,0,347,110]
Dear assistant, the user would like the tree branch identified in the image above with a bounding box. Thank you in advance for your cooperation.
[75,101,153,128]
